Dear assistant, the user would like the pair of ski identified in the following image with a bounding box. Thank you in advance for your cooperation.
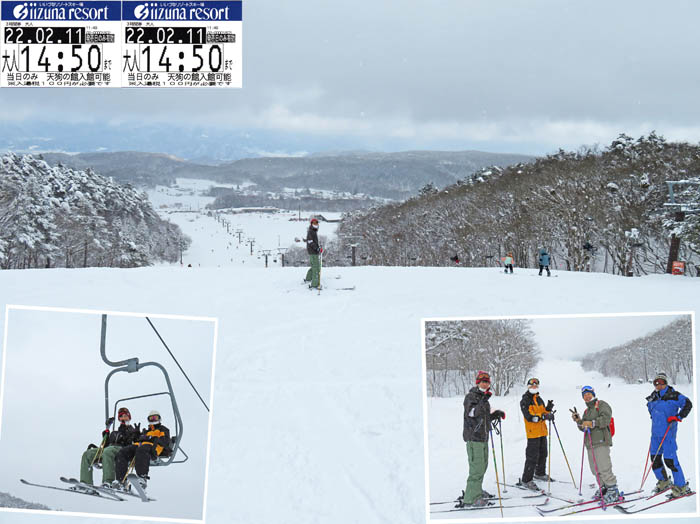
[431,497,550,514]
[20,475,154,502]
[431,492,545,505]
[536,489,644,516]
[614,489,696,515]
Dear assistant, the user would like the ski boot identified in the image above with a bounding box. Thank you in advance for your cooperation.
[516,479,540,491]
[592,486,607,501]
[668,482,692,499]
[653,478,672,494]
[534,474,555,482]
[137,475,148,490]
[456,496,492,508]
[602,484,621,504]
[481,489,494,499]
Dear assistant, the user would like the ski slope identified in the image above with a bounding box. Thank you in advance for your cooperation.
[0,263,698,524]
[428,358,697,519]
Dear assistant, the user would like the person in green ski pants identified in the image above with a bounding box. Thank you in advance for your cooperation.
[304,218,322,289]
[79,407,139,489]
[458,371,506,508]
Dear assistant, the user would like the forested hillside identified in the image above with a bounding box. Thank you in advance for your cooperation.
[0,153,189,269]
[336,134,700,274]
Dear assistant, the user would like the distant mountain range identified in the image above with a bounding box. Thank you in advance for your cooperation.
[40,149,533,200]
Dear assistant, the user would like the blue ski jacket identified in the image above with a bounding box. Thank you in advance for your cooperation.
[646,385,692,446]
[538,250,550,266]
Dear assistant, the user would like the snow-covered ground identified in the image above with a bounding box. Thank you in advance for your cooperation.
[0,310,216,521]
[0,264,698,524]
[427,357,697,520]
[147,178,341,268]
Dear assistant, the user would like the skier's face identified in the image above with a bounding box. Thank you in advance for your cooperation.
[654,381,667,391]
[478,380,490,391]
[582,392,594,402]
[119,414,130,423]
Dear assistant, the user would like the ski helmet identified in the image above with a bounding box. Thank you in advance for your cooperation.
[475,370,491,384]
[310,218,319,225]
[118,407,131,420]
[581,385,595,398]
[147,410,161,424]
[653,372,668,386]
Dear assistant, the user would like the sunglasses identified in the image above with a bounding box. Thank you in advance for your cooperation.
[479,379,491,384]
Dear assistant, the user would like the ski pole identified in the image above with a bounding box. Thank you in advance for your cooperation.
[90,435,108,467]
[498,419,507,493]
[640,422,674,490]
[122,457,136,484]
[489,428,504,518]
[578,431,585,497]
[639,446,651,492]
[552,420,577,489]
[547,418,553,495]
[586,429,605,509]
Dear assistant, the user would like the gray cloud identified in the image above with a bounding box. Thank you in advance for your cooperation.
[1,0,699,154]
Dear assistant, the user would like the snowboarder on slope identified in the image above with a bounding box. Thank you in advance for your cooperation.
[517,378,555,490]
[458,371,506,508]
[538,248,551,277]
[114,410,171,491]
[646,372,693,498]
[77,407,138,491]
[503,252,514,274]
[571,385,619,504]
[304,218,322,289]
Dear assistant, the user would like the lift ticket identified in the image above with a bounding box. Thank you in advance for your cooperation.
[121,1,241,88]
[1,1,121,87]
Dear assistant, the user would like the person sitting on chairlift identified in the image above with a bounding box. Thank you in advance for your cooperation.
[114,410,171,491]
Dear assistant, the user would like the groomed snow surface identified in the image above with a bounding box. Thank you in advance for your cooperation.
[427,358,697,521]
[0,265,698,524]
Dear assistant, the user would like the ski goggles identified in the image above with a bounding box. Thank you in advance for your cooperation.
[527,378,540,386]
[653,378,667,386]
[147,414,161,423]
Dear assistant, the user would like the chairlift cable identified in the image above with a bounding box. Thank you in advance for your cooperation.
[145,317,210,412]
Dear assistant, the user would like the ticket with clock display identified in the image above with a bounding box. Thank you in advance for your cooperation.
[121,0,242,88]
[1,1,122,87]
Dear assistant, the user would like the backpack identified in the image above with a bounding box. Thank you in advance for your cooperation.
[594,400,615,437]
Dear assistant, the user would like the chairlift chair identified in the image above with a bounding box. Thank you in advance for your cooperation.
[100,315,189,467]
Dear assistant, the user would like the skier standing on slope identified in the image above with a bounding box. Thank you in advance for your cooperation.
[538,248,551,277]
[517,378,555,490]
[76,407,139,492]
[571,385,619,504]
[457,371,506,508]
[303,218,322,290]
[114,410,171,491]
[646,372,693,498]
[503,252,514,274]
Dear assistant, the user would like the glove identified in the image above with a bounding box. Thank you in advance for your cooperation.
[581,421,593,429]
[492,410,505,420]
[105,416,115,427]
[531,416,540,423]
[319,248,324,254]
[667,416,682,423]
[102,429,110,438]
[134,423,141,433]
[545,400,554,412]
[543,412,555,421]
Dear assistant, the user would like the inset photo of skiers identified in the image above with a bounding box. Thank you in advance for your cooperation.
[0,306,218,523]
[422,312,698,521]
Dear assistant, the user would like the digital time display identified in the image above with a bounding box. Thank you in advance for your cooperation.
[125,26,206,45]
[4,27,86,45]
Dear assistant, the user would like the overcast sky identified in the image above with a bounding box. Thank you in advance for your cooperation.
[530,314,690,359]
[2,0,700,154]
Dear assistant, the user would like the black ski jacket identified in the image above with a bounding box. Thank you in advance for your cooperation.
[462,386,499,442]
[137,423,172,457]
[305,226,320,255]
[108,423,139,447]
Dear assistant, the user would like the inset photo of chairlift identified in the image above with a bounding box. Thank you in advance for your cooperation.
[0,305,218,523]
[421,312,699,523]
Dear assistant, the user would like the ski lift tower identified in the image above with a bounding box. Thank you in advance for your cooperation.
[664,181,700,274]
